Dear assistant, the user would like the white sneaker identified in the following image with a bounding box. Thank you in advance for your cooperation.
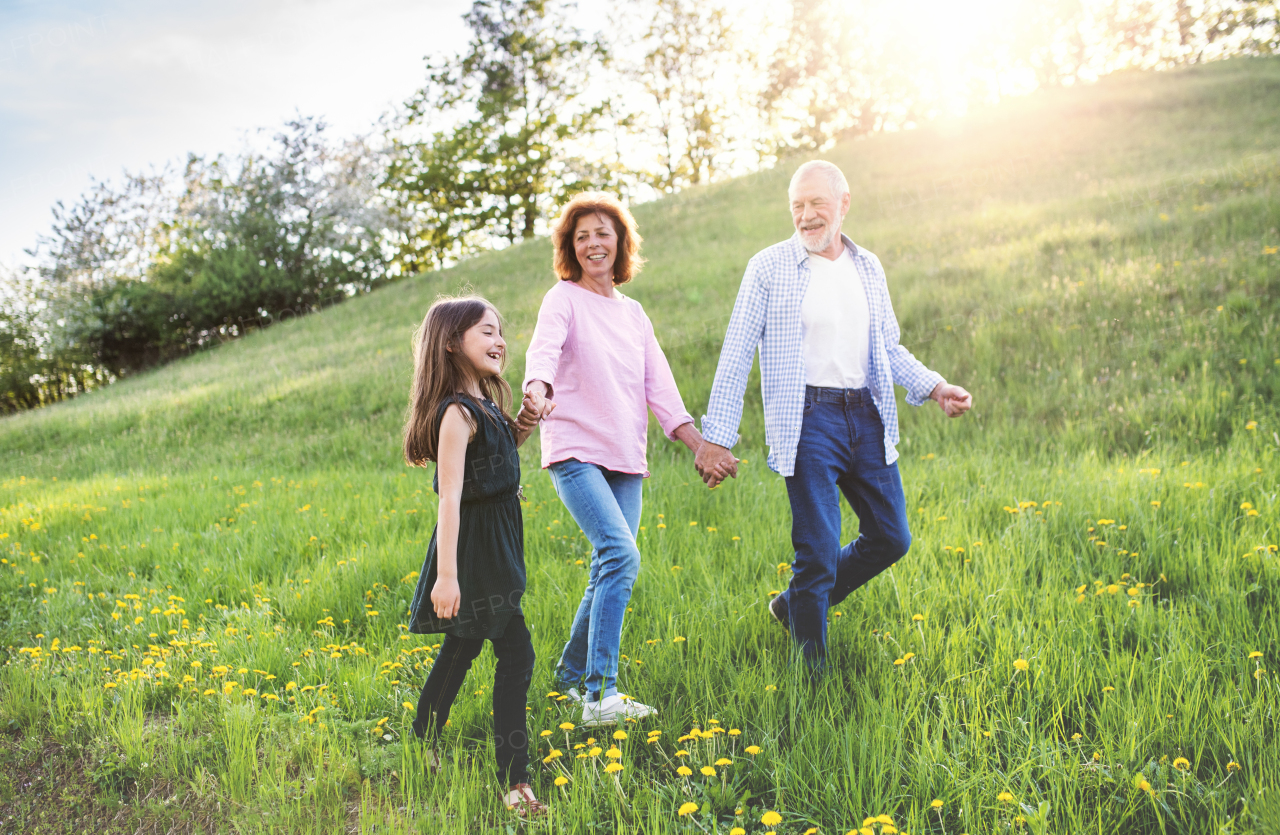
[581,693,657,727]
[562,687,584,703]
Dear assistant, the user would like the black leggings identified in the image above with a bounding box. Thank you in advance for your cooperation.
[412,613,535,787]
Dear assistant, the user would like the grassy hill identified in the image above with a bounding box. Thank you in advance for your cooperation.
[0,58,1277,833]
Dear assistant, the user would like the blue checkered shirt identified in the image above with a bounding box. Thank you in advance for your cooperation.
[702,233,944,476]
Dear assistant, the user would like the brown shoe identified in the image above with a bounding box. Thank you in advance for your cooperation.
[503,783,548,818]
[769,593,790,632]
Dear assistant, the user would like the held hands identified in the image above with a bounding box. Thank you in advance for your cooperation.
[931,382,973,417]
[695,441,739,489]
[517,383,556,430]
[431,574,461,620]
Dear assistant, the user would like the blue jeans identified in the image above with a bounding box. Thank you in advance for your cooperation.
[780,386,911,672]
[548,459,643,701]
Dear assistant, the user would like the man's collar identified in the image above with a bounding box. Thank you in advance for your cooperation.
[788,232,859,265]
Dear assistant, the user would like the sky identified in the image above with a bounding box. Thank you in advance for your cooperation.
[0,0,474,266]
[0,0,1028,269]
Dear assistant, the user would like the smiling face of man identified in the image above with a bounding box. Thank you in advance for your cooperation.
[789,168,852,259]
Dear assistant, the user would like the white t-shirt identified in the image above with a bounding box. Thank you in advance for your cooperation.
[800,249,870,388]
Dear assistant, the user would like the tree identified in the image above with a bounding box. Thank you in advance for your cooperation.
[0,267,111,412]
[387,0,606,271]
[623,0,744,192]
[27,117,395,377]
[763,0,920,152]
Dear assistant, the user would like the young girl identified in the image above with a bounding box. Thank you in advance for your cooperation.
[403,296,545,818]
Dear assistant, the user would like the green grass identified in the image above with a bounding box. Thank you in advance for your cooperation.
[1,57,1279,833]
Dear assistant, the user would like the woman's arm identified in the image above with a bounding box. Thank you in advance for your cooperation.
[431,404,473,620]
[522,290,572,415]
[671,421,704,454]
[641,315,696,442]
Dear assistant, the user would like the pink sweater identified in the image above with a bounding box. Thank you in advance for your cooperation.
[523,280,693,474]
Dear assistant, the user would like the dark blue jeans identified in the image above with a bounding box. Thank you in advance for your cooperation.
[780,386,911,672]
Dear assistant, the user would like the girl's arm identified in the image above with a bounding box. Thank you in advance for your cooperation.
[431,404,473,620]
[514,412,534,448]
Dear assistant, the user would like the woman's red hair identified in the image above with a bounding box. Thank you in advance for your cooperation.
[551,192,645,285]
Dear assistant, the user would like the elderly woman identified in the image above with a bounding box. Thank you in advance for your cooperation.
[520,192,716,727]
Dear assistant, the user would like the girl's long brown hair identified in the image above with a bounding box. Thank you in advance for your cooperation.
[403,295,517,466]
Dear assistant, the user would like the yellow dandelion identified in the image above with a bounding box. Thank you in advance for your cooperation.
[715,757,732,766]
[761,811,782,826]
[604,762,623,774]
[554,775,569,786]
[1014,658,1029,672]
[678,802,699,816]
[1228,761,1240,772]
[931,799,943,809]
[700,766,716,777]
[677,765,692,776]
[613,730,627,740]
[559,722,575,731]
[1173,757,1190,771]
[745,745,762,755]
[1249,651,1263,659]
[998,791,1014,803]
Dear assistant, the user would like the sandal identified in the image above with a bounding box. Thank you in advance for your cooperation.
[503,783,549,818]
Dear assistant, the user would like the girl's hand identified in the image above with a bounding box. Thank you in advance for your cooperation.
[518,390,555,426]
[431,575,461,620]
[517,393,541,428]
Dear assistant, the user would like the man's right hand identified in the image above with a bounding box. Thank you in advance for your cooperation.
[695,441,738,488]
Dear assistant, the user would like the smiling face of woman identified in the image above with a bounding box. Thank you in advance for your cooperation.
[573,212,618,285]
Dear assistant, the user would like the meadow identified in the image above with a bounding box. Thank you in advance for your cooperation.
[0,57,1278,833]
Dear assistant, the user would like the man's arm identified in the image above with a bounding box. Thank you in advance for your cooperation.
[697,258,768,485]
[872,255,971,415]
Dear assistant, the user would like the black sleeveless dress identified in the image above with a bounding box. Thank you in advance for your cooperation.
[408,396,525,640]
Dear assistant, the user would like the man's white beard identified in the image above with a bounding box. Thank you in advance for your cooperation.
[800,219,841,254]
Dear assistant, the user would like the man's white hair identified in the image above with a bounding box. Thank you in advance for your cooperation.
[788,160,850,200]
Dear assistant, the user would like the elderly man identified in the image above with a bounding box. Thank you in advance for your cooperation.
[695,160,971,674]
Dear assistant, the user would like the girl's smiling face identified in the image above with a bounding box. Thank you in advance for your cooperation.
[573,212,617,285]
[454,307,505,381]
